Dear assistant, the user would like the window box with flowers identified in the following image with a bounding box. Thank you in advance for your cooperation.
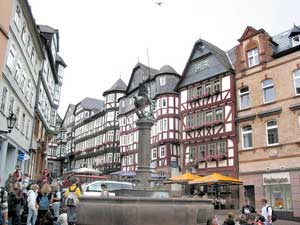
[213,89,221,95]
[214,154,226,161]
[214,120,224,126]
[206,155,216,161]
[202,92,210,98]
[197,158,206,163]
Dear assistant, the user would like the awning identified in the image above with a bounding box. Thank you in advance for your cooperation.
[167,172,202,183]
[189,173,243,185]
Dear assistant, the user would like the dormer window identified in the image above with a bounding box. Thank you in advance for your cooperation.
[247,48,259,67]
[159,76,166,86]
[292,35,300,47]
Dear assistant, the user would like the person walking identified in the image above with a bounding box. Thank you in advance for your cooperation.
[14,182,24,225]
[7,183,17,225]
[51,183,61,221]
[260,198,272,225]
[36,184,52,225]
[64,178,81,225]
[0,177,8,225]
[26,184,39,225]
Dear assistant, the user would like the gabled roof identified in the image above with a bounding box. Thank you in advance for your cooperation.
[61,104,75,128]
[126,62,159,93]
[288,24,300,37]
[103,78,127,96]
[238,26,265,42]
[176,39,233,90]
[79,97,104,111]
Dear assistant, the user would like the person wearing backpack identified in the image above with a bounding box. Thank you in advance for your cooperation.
[36,184,52,225]
[64,178,81,225]
[260,198,276,225]
[26,184,39,225]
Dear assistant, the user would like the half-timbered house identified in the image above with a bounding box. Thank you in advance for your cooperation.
[177,39,238,202]
[72,79,127,174]
[118,63,180,178]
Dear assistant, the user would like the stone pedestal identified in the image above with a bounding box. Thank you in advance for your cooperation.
[135,117,154,189]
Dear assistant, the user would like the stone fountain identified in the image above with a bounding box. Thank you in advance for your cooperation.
[77,83,214,225]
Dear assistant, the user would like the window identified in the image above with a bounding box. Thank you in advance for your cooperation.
[218,141,226,155]
[21,24,26,42]
[162,98,167,108]
[204,83,211,95]
[19,73,27,92]
[247,48,259,67]
[6,44,16,70]
[242,126,253,149]
[8,96,15,113]
[25,119,30,138]
[14,6,21,27]
[293,69,300,95]
[262,79,275,103]
[160,146,166,158]
[291,35,300,47]
[14,60,22,83]
[195,59,208,72]
[214,80,221,93]
[159,76,166,86]
[206,111,213,123]
[196,112,204,126]
[21,113,25,133]
[162,118,167,131]
[198,145,206,160]
[208,143,216,156]
[15,106,20,128]
[240,86,251,109]
[0,87,8,112]
[189,146,196,161]
[186,114,194,127]
[215,108,223,121]
[196,85,203,97]
[152,148,157,160]
[266,120,279,145]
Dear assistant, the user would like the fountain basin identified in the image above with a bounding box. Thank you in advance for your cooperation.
[77,196,213,225]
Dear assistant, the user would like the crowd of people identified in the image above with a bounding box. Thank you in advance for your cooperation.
[0,167,81,225]
[207,199,276,225]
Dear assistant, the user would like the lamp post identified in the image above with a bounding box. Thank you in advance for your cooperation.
[0,113,17,134]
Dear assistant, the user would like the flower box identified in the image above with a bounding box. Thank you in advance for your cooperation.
[214,154,226,160]
[206,155,215,161]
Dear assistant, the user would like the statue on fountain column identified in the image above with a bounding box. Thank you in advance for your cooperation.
[133,82,155,119]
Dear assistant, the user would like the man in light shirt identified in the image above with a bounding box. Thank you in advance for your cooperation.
[261,198,272,225]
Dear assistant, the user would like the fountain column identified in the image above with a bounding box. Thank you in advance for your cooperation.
[135,117,154,189]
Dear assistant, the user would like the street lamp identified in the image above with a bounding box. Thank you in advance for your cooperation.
[0,113,17,134]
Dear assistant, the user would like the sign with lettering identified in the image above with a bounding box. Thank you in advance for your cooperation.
[263,172,290,185]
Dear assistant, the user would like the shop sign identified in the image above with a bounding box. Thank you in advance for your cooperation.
[263,172,290,185]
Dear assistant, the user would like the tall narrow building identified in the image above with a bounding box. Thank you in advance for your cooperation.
[177,39,238,204]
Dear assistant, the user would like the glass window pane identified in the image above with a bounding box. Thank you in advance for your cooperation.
[267,128,279,144]
[264,86,275,102]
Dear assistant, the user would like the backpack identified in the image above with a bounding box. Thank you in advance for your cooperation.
[267,206,277,222]
[65,187,78,206]
[39,195,50,211]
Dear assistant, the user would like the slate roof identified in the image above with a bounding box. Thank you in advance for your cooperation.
[288,25,300,37]
[38,24,58,34]
[272,25,300,55]
[126,62,159,93]
[80,97,104,111]
[103,78,127,96]
[177,39,233,89]
[156,65,178,75]
[56,54,67,67]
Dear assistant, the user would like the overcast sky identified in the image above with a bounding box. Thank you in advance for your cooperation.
[28,0,300,117]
